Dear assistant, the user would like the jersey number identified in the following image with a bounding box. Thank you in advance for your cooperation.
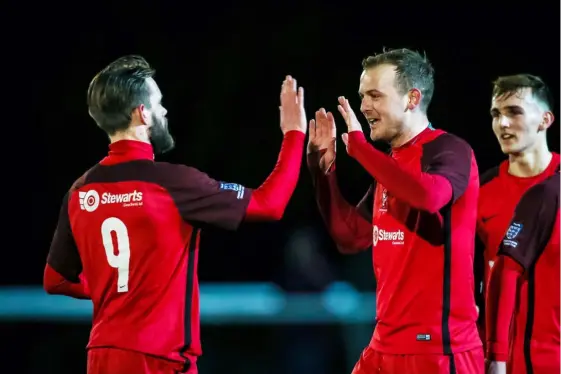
[101,217,130,293]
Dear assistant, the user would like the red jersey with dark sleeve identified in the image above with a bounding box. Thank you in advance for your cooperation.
[306,150,374,254]
[344,127,481,355]
[47,141,253,368]
[475,154,560,335]
[496,172,560,374]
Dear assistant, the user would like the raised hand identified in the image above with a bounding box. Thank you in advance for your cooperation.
[280,75,307,135]
[337,96,363,149]
[308,108,336,174]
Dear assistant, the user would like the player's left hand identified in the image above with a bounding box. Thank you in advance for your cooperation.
[337,96,363,149]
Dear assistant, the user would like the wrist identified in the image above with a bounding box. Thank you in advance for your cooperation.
[284,129,306,137]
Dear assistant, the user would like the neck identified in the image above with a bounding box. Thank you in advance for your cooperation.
[391,115,430,148]
[508,141,552,178]
[109,125,150,145]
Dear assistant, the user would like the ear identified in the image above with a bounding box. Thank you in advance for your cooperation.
[407,89,422,111]
[539,111,555,131]
[132,104,150,126]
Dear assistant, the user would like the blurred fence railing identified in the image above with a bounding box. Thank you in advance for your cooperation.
[0,282,375,324]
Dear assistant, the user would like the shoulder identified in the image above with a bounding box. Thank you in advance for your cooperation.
[69,164,100,194]
[420,131,473,164]
[427,131,473,152]
[524,172,560,202]
[421,131,473,157]
[480,165,501,187]
[152,161,212,189]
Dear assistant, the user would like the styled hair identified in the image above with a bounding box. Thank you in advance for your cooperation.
[362,48,435,113]
[492,74,554,111]
[87,55,155,135]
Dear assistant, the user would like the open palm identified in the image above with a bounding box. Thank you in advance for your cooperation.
[280,76,307,135]
[308,108,336,173]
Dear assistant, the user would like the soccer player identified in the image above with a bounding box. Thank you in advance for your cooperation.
[307,48,483,374]
[485,172,559,374]
[43,55,308,374]
[475,74,559,371]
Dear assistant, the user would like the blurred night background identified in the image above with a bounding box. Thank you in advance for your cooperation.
[6,1,559,373]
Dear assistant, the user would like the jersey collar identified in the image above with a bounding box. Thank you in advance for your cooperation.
[100,140,155,165]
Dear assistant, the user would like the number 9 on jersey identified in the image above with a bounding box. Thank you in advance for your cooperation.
[101,217,131,293]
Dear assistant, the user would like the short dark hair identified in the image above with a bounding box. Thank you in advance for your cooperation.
[492,74,554,111]
[87,55,156,135]
[362,48,435,113]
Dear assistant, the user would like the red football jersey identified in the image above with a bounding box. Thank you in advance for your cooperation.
[309,126,482,357]
[362,128,481,354]
[477,153,559,285]
[476,153,560,333]
[47,141,252,370]
[498,172,560,374]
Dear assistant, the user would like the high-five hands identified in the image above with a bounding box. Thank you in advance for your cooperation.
[337,96,363,149]
[307,108,336,174]
[280,76,307,135]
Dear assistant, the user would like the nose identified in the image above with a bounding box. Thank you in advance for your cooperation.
[360,97,371,113]
[498,115,509,128]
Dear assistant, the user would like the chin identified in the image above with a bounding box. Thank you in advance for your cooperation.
[501,145,523,155]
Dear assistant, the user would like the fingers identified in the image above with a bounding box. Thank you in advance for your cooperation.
[281,75,303,108]
[341,133,349,147]
[308,119,316,139]
[337,105,347,121]
[315,108,328,138]
[326,112,337,138]
[281,75,294,100]
[338,96,349,110]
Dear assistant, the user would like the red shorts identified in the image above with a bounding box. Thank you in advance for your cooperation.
[87,348,196,374]
[351,346,484,374]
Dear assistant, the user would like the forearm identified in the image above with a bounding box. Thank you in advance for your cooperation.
[245,130,305,220]
[485,255,522,361]
[347,131,452,213]
[308,155,372,253]
[43,264,90,299]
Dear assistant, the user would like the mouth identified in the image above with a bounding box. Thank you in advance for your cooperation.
[367,118,380,127]
[500,134,515,141]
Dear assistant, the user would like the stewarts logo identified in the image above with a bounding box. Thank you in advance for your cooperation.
[79,189,143,212]
[372,225,405,246]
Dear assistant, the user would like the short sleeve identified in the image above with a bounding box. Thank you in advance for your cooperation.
[159,164,253,231]
[499,175,560,271]
[47,192,83,282]
[421,133,474,203]
[356,184,374,222]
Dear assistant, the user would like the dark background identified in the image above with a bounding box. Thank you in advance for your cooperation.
[4,1,559,373]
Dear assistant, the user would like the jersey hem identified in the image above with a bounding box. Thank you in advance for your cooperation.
[369,341,482,355]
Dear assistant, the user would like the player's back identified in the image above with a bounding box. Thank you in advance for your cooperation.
[69,159,204,364]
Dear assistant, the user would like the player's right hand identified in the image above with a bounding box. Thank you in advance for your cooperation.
[308,108,336,174]
[280,75,307,135]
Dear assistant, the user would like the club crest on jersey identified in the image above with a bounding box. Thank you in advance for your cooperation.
[506,222,522,239]
[220,182,245,199]
[380,189,388,212]
[78,189,143,212]
[372,225,405,247]
[503,222,522,248]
